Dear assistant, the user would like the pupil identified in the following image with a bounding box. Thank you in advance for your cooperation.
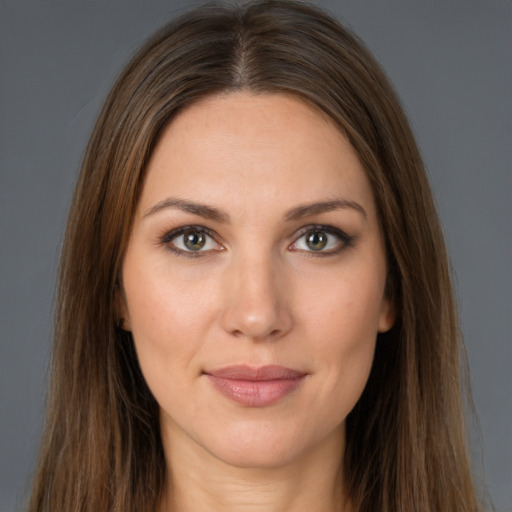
[184,230,205,250]
[307,231,327,250]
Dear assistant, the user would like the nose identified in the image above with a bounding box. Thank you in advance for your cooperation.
[220,253,294,341]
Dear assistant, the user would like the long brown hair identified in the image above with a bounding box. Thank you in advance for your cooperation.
[29,1,482,511]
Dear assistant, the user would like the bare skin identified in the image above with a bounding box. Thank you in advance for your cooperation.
[121,92,393,512]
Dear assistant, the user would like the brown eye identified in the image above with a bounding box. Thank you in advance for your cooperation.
[183,229,207,251]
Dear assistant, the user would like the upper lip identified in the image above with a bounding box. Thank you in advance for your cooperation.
[204,365,306,381]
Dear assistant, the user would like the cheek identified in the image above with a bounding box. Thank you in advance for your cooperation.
[303,262,385,345]
[300,265,384,408]
[121,254,217,391]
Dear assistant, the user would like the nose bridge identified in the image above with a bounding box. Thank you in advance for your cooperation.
[220,246,292,341]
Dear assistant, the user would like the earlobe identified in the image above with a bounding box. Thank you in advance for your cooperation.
[377,298,395,333]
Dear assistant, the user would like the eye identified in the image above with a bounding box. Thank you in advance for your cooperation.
[161,226,223,256]
[289,226,353,255]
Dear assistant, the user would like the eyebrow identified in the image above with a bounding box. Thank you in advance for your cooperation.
[144,198,230,222]
[144,197,366,222]
[284,199,367,221]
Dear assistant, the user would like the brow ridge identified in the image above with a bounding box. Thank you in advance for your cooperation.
[284,199,367,221]
[144,197,366,223]
[144,198,230,222]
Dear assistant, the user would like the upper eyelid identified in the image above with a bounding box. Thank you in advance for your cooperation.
[292,224,350,240]
[161,225,218,241]
[161,223,345,237]
[295,224,341,234]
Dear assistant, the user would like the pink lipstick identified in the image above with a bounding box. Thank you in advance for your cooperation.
[204,365,307,407]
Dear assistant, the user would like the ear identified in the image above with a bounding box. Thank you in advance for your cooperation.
[115,281,132,332]
[377,296,395,333]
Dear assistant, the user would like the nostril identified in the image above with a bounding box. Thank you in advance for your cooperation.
[226,321,288,342]
[219,263,294,341]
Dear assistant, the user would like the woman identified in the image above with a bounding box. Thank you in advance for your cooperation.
[28,1,483,511]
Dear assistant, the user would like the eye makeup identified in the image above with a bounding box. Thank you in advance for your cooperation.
[288,224,356,257]
[157,222,356,259]
[158,225,223,258]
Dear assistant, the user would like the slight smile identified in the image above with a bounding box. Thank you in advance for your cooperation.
[204,365,308,407]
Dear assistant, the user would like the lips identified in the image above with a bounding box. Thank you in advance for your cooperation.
[204,365,307,407]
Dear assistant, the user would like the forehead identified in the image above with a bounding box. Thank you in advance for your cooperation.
[138,92,376,220]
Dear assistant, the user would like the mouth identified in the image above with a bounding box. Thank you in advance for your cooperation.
[203,365,308,407]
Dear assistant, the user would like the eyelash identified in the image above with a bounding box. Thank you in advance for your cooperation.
[159,226,221,258]
[159,224,355,259]
[291,225,355,257]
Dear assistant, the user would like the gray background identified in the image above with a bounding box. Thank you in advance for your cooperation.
[0,0,510,511]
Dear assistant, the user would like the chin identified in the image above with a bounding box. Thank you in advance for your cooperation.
[200,418,344,470]
[212,439,306,470]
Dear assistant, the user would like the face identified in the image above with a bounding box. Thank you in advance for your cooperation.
[121,92,394,470]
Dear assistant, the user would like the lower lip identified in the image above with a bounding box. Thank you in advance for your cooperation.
[206,375,305,407]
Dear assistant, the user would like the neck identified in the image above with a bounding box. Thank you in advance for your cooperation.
[159,426,350,512]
